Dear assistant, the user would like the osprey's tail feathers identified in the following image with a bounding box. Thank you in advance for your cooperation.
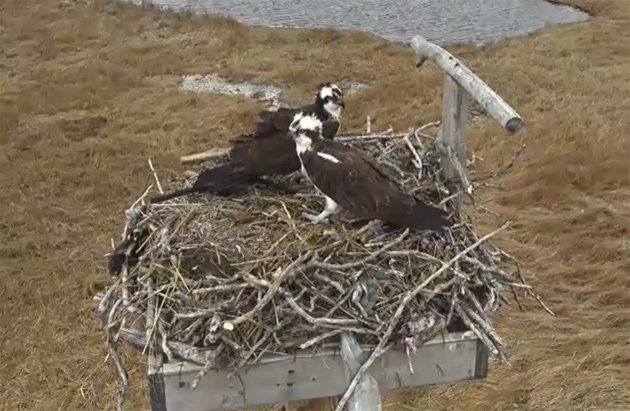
[148,186,199,204]
[194,163,259,195]
[148,164,258,204]
[404,201,451,232]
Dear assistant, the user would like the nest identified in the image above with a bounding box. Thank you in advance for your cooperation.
[96,122,547,410]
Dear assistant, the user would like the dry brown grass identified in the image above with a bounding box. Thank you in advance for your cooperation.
[1,0,629,410]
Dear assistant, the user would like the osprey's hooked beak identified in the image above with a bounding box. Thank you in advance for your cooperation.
[333,92,345,109]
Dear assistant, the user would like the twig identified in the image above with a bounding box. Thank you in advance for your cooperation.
[336,133,407,142]
[117,328,215,365]
[97,283,118,324]
[148,158,163,194]
[143,276,156,356]
[191,283,252,295]
[438,143,473,195]
[462,305,505,349]
[228,251,314,326]
[299,329,344,349]
[191,346,225,390]
[284,292,360,327]
[404,132,424,178]
[120,266,139,314]
[455,306,503,361]
[417,120,441,131]
[531,292,556,316]
[313,229,409,271]
[106,337,128,411]
[158,321,174,363]
[173,300,238,320]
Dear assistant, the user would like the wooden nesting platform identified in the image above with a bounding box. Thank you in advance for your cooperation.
[148,331,488,411]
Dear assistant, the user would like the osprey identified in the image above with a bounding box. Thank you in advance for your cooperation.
[288,113,451,232]
[148,130,300,203]
[149,83,346,203]
[255,82,344,140]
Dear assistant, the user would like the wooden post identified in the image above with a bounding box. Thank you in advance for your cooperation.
[410,34,524,209]
[411,36,523,134]
[439,74,470,209]
[339,332,381,411]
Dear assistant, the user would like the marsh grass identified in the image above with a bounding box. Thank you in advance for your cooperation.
[1,0,629,409]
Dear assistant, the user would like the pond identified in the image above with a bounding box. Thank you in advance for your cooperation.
[137,0,589,45]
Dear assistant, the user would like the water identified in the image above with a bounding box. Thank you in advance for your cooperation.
[138,0,589,45]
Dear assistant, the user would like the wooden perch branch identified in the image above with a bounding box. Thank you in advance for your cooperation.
[411,35,524,134]
[180,147,231,164]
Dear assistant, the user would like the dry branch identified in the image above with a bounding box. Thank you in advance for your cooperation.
[180,147,231,164]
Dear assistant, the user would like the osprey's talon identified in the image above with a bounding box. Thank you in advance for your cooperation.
[301,212,329,225]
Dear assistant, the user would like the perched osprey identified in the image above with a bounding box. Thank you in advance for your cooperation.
[288,113,451,232]
[149,83,346,203]
[256,82,344,140]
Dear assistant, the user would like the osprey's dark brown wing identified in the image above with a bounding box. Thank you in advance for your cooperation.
[300,141,449,231]
[320,120,340,140]
[255,107,301,135]
[300,142,411,218]
[148,131,302,203]
[228,132,301,176]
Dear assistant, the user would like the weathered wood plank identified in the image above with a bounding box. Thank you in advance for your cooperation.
[411,35,523,134]
[439,75,470,209]
[149,331,487,411]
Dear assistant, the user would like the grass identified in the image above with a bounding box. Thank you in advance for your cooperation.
[1,0,629,410]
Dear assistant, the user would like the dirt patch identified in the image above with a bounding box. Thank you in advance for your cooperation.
[181,73,283,102]
[178,74,369,108]
[1,0,630,410]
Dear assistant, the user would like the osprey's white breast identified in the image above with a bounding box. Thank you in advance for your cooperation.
[324,101,342,121]
[294,135,312,154]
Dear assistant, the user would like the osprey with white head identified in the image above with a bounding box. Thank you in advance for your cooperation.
[255,82,345,141]
[290,113,452,231]
[316,83,344,121]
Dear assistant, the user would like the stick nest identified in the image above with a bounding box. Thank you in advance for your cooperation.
[96,123,544,405]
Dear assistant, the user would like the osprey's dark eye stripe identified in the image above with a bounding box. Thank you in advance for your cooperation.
[304,129,320,139]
